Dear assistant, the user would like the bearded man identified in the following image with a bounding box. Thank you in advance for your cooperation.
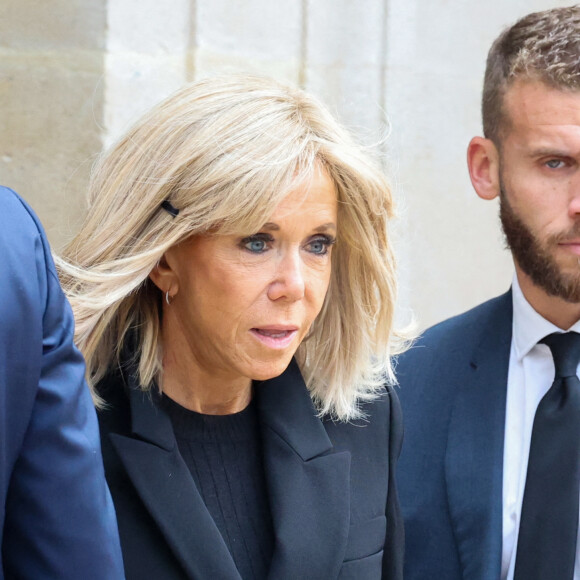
[397,6,580,580]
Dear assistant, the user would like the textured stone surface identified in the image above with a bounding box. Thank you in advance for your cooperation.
[195,0,302,81]
[0,0,106,248]
[0,0,104,51]
[103,0,192,146]
[304,0,386,141]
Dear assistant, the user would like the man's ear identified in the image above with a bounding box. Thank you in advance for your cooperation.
[467,137,501,201]
[149,253,178,296]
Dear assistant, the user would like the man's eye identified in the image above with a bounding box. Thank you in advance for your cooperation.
[545,159,565,169]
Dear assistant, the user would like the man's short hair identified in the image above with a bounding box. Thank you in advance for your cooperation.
[482,5,580,144]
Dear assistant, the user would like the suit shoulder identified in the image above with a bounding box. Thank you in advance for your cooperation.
[423,292,509,341]
[0,187,45,238]
[0,187,54,287]
[400,292,511,362]
[394,291,512,400]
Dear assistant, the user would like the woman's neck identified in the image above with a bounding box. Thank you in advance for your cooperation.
[160,345,252,415]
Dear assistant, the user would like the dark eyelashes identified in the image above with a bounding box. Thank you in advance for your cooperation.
[240,233,274,245]
[317,234,336,246]
[309,235,336,255]
[239,233,274,254]
[241,233,335,244]
[239,232,336,255]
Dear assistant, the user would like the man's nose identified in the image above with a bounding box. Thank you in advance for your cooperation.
[568,174,580,217]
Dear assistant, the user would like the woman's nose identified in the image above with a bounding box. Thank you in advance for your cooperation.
[267,251,305,302]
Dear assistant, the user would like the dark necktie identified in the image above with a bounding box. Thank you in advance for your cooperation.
[514,331,580,580]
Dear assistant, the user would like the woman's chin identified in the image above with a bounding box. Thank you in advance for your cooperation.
[249,356,295,382]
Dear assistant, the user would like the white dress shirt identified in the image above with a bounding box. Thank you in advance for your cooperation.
[502,275,580,580]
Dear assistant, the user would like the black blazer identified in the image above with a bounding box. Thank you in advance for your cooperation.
[98,358,404,580]
[396,291,512,580]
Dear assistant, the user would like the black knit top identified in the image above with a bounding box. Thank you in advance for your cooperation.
[161,395,274,580]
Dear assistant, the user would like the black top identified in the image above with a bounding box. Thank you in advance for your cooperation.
[161,395,274,580]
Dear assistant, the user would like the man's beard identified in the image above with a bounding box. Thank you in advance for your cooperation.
[499,181,580,303]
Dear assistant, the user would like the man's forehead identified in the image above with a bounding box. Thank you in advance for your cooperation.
[502,80,580,130]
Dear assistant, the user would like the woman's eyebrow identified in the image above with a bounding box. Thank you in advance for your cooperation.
[260,222,337,232]
[314,223,337,233]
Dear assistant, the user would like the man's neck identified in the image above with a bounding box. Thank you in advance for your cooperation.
[515,268,580,330]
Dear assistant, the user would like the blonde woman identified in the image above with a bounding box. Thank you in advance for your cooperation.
[59,75,405,580]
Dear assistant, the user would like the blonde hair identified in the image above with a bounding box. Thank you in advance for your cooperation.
[58,74,403,420]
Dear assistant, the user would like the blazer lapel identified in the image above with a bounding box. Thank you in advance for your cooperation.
[256,360,351,580]
[110,386,241,580]
[446,291,512,580]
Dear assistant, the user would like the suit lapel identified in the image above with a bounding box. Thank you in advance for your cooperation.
[111,385,242,580]
[446,291,512,580]
[256,360,351,580]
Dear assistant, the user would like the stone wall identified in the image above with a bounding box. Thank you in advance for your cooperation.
[0,0,106,243]
[0,0,571,328]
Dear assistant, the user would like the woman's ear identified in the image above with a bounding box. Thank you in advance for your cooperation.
[467,137,501,201]
[149,253,178,296]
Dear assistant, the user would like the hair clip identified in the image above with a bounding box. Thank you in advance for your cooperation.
[161,200,180,218]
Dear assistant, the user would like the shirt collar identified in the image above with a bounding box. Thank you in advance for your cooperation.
[512,273,580,362]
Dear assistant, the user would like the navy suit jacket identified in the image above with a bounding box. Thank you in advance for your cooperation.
[396,291,512,580]
[98,358,404,580]
[0,187,124,579]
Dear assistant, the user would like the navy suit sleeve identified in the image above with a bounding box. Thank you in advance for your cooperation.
[0,187,124,579]
[383,383,404,580]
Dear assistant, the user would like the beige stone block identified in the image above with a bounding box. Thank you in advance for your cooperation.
[196,0,301,61]
[0,0,106,248]
[195,49,301,84]
[194,0,301,83]
[103,0,192,145]
[0,0,105,51]
[303,0,386,140]
[0,49,104,248]
[103,52,188,147]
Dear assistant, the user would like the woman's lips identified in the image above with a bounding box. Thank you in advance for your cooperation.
[250,327,299,349]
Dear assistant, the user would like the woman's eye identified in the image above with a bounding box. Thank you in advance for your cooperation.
[241,234,273,253]
[307,235,336,255]
[246,239,266,252]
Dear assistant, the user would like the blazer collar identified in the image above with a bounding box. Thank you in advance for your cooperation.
[112,360,351,580]
[256,359,351,579]
[111,376,242,579]
[445,290,512,580]
[127,382,173,449]
[256,359,334,459]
